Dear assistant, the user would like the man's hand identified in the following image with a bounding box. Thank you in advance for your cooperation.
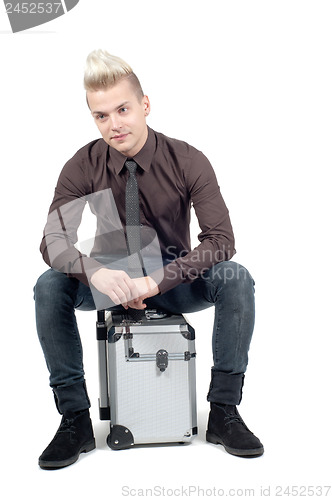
[126,276,160,310]
[90,268,139,309]
[90,269,160,310]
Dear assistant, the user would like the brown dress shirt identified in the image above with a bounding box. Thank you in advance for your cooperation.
[40,126,236,294]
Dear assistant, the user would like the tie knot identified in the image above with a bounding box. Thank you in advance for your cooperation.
[125,160,137,175]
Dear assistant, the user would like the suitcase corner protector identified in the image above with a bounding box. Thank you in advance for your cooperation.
[107,424,134,450]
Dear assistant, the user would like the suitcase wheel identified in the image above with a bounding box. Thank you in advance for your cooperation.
[107,424,134,450]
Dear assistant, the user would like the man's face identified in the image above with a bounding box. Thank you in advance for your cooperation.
[87,78,150,157]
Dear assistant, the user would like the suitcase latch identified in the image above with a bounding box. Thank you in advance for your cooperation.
[156,349,168,372]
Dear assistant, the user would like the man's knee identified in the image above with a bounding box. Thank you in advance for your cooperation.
[208,261,255,291]
[34,269,77,306]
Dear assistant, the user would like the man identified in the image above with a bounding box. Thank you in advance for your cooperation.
[34,49,263,470]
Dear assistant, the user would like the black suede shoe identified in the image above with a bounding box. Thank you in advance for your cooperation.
[206,403,264,458]
[39,409,96,470]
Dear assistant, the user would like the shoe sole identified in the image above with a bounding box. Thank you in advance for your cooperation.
[39,439,96,470]
[206,431,264,458]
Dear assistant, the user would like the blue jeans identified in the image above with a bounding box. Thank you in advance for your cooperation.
[34,261,255,414]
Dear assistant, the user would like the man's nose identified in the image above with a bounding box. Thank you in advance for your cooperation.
[110,114,122,130]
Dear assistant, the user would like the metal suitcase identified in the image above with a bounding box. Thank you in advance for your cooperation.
[96,309,197,449]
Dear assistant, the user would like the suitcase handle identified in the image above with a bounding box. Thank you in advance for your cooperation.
[124,334,194,371]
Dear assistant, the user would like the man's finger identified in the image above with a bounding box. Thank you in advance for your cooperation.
[127,298,146,310]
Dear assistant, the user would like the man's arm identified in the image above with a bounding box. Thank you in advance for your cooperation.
[40,152,105,286]
[151,150,236,295]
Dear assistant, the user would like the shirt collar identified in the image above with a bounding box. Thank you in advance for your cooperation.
[109,126,156,175]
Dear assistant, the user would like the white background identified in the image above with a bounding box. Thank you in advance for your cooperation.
[0,0,331,498]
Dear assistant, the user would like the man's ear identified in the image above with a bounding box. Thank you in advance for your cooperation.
[143,95,151,116]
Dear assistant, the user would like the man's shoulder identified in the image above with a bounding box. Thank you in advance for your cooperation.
[70,138,108,163]
[153,129,201,160]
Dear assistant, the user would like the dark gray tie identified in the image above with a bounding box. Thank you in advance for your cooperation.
[125,160,144,277]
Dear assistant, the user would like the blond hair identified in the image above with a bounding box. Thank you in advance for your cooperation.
[84,49,144,99]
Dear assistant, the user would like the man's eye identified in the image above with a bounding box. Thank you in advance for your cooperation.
[97,114,105,120]
[120,107,128,113]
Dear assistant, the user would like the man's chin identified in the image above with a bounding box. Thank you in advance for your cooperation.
[108,140,131,156]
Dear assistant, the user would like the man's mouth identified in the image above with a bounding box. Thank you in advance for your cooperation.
[112,133,129,141]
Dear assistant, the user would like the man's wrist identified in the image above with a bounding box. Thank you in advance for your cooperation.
[146,276,160,294]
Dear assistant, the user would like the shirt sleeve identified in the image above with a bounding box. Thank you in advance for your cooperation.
[156,151,236,294]
[39,152,104,286]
